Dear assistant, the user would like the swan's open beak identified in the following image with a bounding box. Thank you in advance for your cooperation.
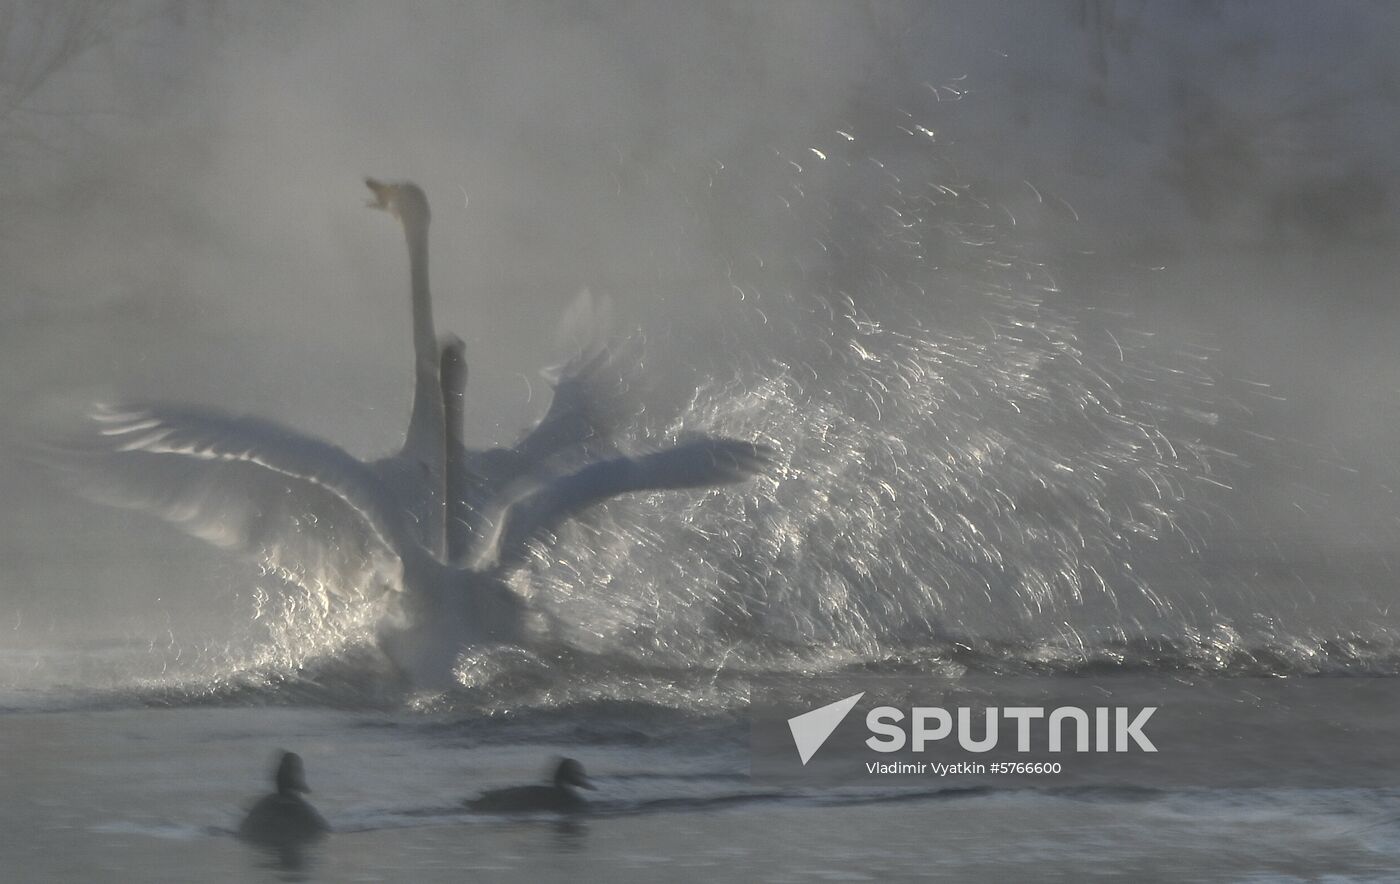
[365,178,397,216]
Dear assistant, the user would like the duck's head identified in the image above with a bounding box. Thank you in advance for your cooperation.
[365,178,431,230]
[274,751,312,796]
[553,758,595,792]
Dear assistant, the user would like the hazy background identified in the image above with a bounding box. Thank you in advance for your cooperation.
[4,0,1400,651]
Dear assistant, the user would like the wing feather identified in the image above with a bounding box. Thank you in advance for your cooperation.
[52,402,410,599]
[482,437,773,571]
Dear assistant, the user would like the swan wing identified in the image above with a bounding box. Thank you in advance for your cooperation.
[51,402,409,599]
[484,437,773,570]
[514,334,642,473]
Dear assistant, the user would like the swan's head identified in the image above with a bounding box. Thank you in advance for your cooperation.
[365,178,431,229]
[274,751,312,795]
[553,758,595,791]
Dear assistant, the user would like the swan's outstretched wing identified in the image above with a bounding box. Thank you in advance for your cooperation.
[50,403,409,598]
[483,437,774,571]
[512,335,641,471]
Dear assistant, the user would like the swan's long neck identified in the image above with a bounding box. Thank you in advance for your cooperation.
[441,347,469,562]
[401,217,446,557]
[408,228,434,367]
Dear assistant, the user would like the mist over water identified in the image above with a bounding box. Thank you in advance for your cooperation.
[5,1,1400,712]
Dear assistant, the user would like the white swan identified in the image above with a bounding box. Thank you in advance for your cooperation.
[54,180,775,686]
[65,340,770,687]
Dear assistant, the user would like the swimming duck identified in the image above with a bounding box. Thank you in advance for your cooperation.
[466,758,598,814]
[238,751,330,844]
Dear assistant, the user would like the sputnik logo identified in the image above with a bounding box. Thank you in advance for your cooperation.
[787,692,865,765]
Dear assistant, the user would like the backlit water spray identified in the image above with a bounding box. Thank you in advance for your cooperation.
[510,107,1240,680]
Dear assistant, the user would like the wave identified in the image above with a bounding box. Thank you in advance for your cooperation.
[114,783,1400,842]
[13,628,1400,718]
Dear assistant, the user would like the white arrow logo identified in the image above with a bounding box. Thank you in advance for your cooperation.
[787,692,865,765]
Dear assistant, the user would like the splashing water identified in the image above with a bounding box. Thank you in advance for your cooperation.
[524,295,1226,664]
[513,105,1237,672]
[79,95,1371,704]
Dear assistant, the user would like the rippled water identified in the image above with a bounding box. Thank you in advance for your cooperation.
[6,692,1400,883]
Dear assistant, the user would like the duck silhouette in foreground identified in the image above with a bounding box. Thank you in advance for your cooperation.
[466,758,597,814]
[238,751,330,845]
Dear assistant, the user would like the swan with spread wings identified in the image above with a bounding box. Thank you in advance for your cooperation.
[55,180,772,687]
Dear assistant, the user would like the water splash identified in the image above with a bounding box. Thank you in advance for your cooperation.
[520,106,1236,668]
[63,97,1342,697]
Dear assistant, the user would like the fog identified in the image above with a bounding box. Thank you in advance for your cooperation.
[4,1,1400,653]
